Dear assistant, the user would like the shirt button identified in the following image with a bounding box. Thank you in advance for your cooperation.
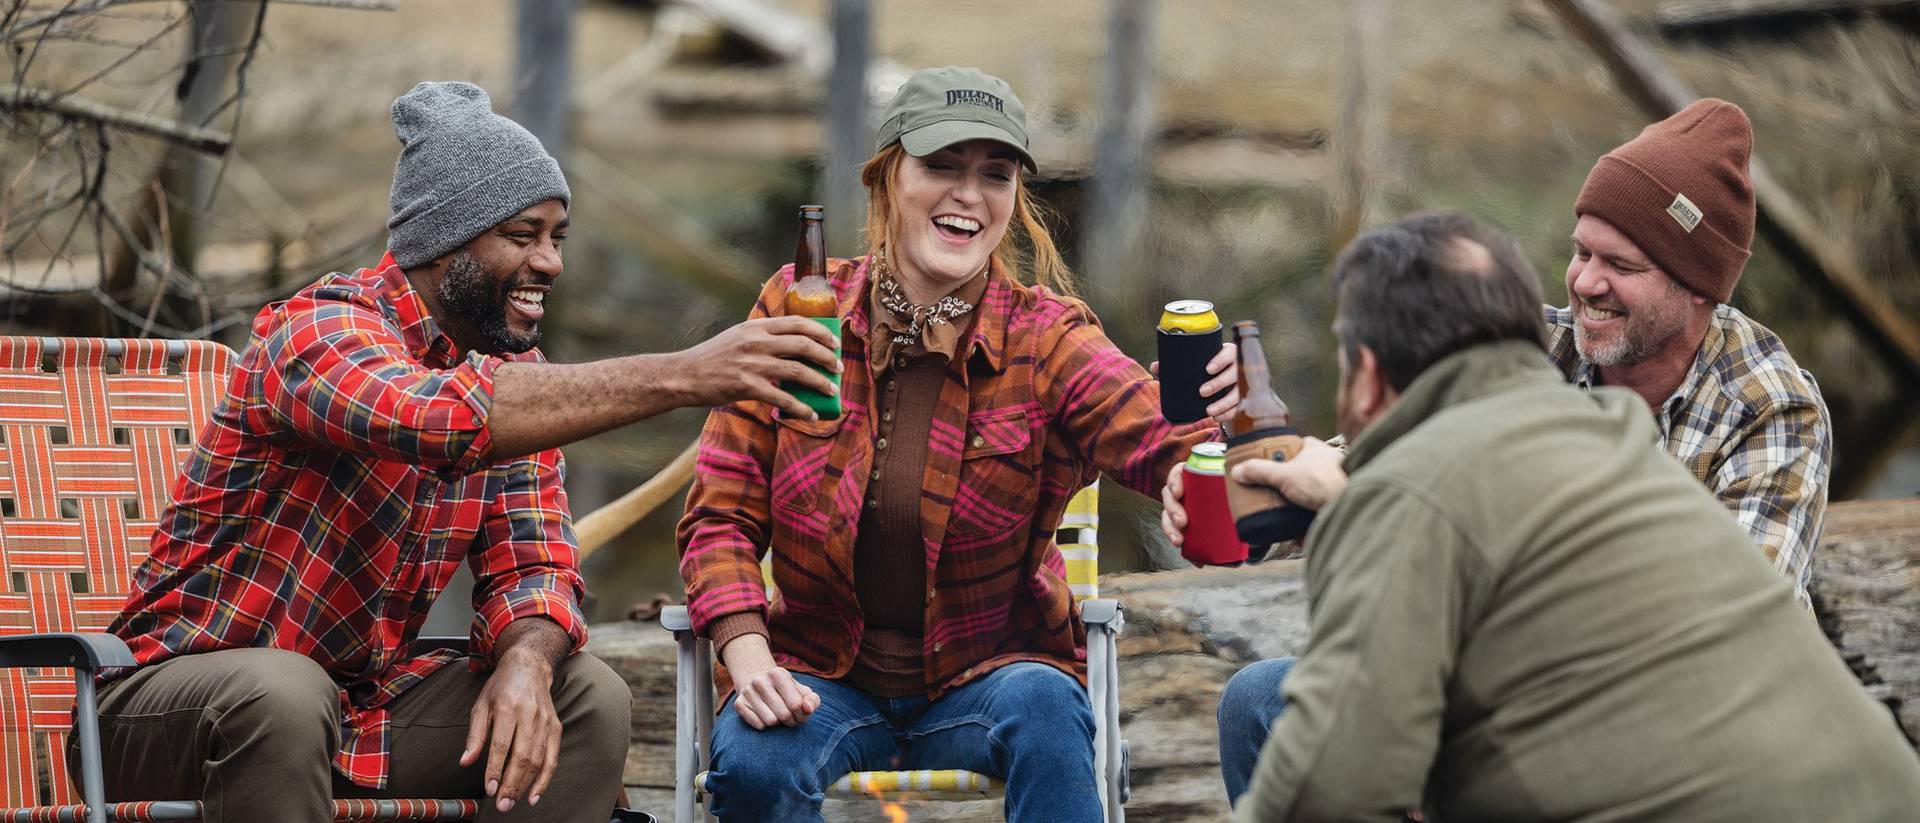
[866,497,879,510]
[970,435,986,449]
[894,355,908,369]
[876,437,889,451]
[882,410,894,423]
[933,642,943,653]
[870,468,882,481]
[887,380,897,393]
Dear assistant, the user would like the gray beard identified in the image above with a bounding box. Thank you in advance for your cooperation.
[1572,300,1687,368]
[1574,322,1649,367]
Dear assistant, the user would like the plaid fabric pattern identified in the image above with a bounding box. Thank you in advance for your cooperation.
[679,256,1214,698]
[105,253,586,789]
[1545,303,1832,606]
[0,338,229,810]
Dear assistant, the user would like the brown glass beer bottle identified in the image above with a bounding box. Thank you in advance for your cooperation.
[781,205,842,418]
[1223,321,1316,543]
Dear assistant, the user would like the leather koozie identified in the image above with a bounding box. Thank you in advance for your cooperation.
[1224,428,1314,544]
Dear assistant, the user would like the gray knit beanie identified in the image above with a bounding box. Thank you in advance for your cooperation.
[386,81,570,269]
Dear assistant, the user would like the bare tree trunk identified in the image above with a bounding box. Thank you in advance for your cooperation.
[822,0,871,254]
[513,0,575,169]
[1330,0,1393,255]
[1084,0,1158,292]
[100,0,259,336]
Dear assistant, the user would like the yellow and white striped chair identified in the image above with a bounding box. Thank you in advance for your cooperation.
[660,481,1128,822]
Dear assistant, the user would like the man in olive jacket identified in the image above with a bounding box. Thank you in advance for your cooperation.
[1226,212,1920,822]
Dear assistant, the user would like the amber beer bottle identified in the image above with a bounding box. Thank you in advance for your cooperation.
[781,205,842,419]
[1223,321,1316,543]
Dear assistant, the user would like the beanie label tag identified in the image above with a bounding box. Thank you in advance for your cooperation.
[1667,192,1703,234]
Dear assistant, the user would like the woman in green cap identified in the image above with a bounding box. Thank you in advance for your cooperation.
[678,65,1236,821]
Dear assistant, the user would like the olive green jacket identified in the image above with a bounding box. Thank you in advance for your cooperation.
[1237,340,1920,822]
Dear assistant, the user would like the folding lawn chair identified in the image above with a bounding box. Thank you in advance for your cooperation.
[661,480,1128,822]
[0,337,650,823]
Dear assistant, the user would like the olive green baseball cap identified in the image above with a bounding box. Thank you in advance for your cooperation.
[875,66,1036,172]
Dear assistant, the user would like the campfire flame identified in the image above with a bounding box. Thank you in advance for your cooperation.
[864,781,909,823]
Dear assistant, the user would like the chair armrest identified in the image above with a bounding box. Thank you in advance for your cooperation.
[412,635,469,656]
[1079,599,1121,628]
[660,605,691,632]
[0,632,135,669]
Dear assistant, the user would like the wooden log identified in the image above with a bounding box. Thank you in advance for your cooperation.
[583,618,681,790]
[1810,498,1920,743]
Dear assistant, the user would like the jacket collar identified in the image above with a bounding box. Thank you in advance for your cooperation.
[372,250,461,369]
[1345,339,1565,474]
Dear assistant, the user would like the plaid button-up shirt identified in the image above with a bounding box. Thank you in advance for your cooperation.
[106,252,586,788]
[679,256,1215,698]
[1545,304,1832,607]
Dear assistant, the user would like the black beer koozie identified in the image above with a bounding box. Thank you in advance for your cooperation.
[1158,326,1225,423]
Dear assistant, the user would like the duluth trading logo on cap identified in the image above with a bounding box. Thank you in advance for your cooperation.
[945,89,1005,113]
[1667,192,1703,234]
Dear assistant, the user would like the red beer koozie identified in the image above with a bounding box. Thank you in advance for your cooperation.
[1180,443,1247,566]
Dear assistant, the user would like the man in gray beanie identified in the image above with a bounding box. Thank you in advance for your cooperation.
[82,81,840,821]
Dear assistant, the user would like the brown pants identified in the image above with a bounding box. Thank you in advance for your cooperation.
[71,647,631,823]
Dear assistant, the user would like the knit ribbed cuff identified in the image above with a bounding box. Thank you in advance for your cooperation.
[707,612,769,654]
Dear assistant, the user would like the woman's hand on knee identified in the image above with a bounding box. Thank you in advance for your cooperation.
[720,633,821,729]
[739,666,819,729]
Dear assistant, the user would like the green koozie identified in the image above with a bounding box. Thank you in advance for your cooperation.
[782,316,842,419]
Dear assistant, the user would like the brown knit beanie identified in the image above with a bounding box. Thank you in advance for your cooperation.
[1573,98,1755,303]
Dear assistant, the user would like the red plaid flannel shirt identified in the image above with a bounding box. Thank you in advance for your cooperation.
[679,256,1215,697]
[106,252,586,788]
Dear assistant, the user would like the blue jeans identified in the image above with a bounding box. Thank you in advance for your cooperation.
[1216,656,1295,804]
[706,662,1101,822]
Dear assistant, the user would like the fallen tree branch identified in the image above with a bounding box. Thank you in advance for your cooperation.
[266,0,397,8]
[575,440,701,558]
[1657,0,1920,32]
[0,85,232,154]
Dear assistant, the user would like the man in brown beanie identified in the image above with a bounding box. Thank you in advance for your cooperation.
[1547,97,1830,610]
[1223,212,1920,822]
[1201,99,1841,812]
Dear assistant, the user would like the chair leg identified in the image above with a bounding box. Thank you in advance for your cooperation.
[1103,615,1126,823]
[71,668,109,823]
[1085,605,1127,823]
[674,629,698,823]
[693,638,715,823]
[1087,625,1112,820]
